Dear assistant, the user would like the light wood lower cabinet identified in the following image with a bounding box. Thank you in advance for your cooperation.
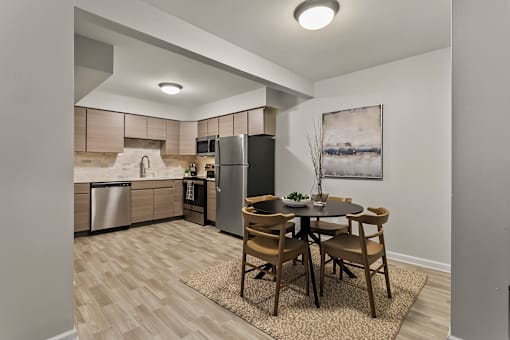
[154,188,174,220]
[131,189,154,223]
[74,183,90,232]
[131,180,183,223]
[207,181,216,222]
[174,183,183,216]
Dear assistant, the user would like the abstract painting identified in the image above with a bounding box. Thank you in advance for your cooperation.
[322,105,383,179]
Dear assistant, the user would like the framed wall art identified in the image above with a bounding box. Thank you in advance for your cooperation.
[322,104,383,179]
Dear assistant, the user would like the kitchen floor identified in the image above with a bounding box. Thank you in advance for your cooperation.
[74,220,450,340]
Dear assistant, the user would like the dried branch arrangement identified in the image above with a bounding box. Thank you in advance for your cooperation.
[308,120,324,196]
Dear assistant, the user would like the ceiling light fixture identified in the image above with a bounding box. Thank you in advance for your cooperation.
[294,0,340,30]
[158,82,183,95]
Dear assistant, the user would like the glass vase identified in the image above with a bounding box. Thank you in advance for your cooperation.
[311,179,329,207]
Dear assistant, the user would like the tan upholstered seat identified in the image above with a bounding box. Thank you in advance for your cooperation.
[247,237,306,263]
[321,234,384,264]
[245,195,296,237]
[310,196,353,238]
[241,207,309,316]
[320,207,391,318]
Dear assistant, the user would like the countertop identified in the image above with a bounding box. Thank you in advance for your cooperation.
[74,176,215,184]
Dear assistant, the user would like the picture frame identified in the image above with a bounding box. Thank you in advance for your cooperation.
[322,104,383,179]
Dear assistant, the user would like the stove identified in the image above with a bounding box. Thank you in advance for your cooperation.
[182,177,207,225]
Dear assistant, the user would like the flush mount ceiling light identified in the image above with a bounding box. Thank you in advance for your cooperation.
[158,82,183,95]
[294,0,340,30]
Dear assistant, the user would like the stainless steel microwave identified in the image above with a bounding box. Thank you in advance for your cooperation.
[196,136,216,156]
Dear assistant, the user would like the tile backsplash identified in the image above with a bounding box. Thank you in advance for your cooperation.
[74,139,214,182]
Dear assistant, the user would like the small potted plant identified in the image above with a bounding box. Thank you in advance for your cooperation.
[308,120,329,206]
[184,168,190,177]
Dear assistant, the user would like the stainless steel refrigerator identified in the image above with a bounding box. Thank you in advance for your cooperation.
[215,134,275,236]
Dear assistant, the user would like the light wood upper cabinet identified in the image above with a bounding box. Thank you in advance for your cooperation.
[125,115,166,141]
[125,114,147,139]
[197,120,208,137]
[74,107,86,152]
[248,108,276,136]
[161,119,179,155]
[86,109,125,153]
[233,111,248,135]
[148,117,166,140]
[219,114,234,137]
[179,121,197,155]
[207,117,219,136]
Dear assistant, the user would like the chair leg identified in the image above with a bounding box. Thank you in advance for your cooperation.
[339,259,344,280]
[363,263,376,318]
[332,256,337,274]
[303,250,309,296]
[382,255,392,298]
[320,248,326,297]
[273,264,282,316]
[240,252,247,297]
[292,229,297,265]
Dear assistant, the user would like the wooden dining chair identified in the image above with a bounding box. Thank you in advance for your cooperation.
[241,207,309,316]
[319,207,391,318]
[310,196,353,273]
[310,196,353,240]
[245,195,296,237]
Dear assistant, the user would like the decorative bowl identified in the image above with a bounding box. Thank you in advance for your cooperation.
[281,197,311,207]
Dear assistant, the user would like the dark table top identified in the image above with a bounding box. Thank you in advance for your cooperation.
[253,199,363,218]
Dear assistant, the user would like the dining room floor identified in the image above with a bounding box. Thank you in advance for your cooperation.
[74,219,450,340]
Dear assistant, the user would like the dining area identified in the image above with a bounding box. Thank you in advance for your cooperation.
[183,193,430,340]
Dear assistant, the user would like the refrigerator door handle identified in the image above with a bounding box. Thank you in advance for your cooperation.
[216,165,221,192]
[216,137,222,192]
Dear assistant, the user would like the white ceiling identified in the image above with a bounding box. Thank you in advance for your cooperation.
[139,0,451,81]
[75,12,263,108]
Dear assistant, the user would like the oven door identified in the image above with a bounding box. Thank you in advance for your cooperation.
[183,180,206,210]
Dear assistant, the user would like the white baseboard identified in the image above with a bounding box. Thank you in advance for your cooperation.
[47,327,78,340]
[387,251,451,273]
[447,333,464,340]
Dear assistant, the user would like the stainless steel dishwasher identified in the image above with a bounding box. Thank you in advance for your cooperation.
[91,182,131,231]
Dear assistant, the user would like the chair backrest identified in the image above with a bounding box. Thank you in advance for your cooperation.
[242,207,294,241]
[245,195,278,207]
[329,196,352,203]
[347,207,389,240]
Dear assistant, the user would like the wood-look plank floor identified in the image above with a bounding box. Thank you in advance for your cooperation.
[74,220,450,340]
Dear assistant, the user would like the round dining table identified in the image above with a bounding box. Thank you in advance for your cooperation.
[253,199,364,308]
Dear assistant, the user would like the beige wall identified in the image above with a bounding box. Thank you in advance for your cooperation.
[451,0,510,338]
[276,48,451,269]
[0,1,75,339]
[75,139,214,182]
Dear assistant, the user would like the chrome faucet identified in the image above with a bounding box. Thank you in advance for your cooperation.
[140,155,151,178]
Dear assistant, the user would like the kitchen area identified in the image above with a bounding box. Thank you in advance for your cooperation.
[73,106,277,237]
